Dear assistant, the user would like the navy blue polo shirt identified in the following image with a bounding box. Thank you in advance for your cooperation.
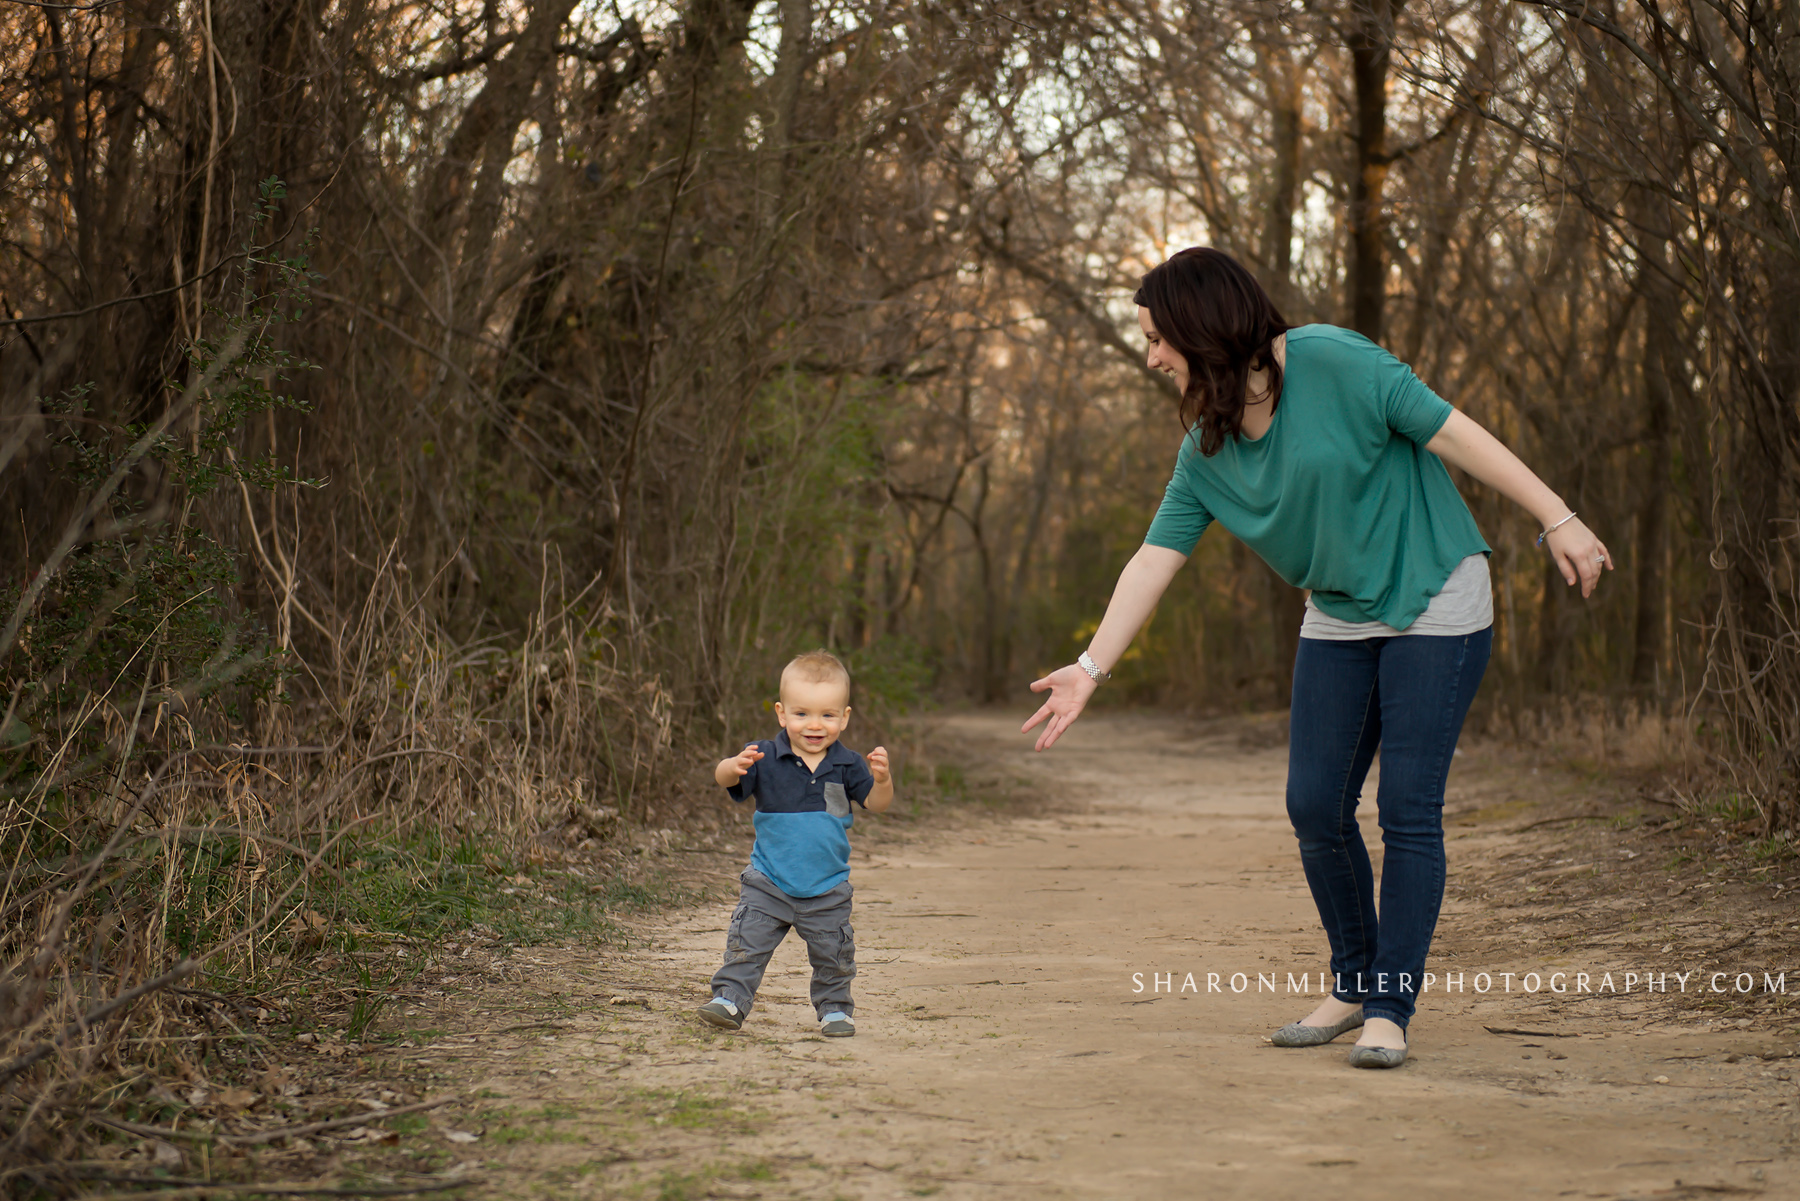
[727,731,874,897]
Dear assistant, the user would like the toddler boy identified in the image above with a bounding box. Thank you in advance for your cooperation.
[697,650,893,1037]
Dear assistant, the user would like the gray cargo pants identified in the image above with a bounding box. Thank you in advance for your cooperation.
[709,868,855,1018]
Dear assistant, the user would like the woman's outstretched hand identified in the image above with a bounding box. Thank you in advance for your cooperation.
[1545,517,1613,598]
[1022,664,1099,751]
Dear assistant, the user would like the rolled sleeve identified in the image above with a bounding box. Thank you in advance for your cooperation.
[1143,447,1213,555]
[1376,348,1455,445]
[844,754,875,806]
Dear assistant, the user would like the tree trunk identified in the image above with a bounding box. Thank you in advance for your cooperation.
[1630,191,1678,690]
[1345,0,1402,342]
[1259,36,1307,703]
[1258,39,1303,317]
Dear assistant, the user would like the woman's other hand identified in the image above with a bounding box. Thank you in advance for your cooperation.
[1546,517,1614,598]
[1022,664,1100,751]
[1424,412,1614,599]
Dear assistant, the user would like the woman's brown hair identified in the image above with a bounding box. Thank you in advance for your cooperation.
[1133,248,1292,456]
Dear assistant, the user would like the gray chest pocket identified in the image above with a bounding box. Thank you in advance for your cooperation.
[822,782,850,818]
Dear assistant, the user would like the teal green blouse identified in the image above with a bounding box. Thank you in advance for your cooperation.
[1143,324,1490,631]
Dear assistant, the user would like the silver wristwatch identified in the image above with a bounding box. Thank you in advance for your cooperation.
[1077,650,1110,683]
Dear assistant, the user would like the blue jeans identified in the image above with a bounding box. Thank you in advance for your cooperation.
[1285,628,1492,1029]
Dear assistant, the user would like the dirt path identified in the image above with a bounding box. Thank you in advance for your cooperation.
[380,712,1800,1199]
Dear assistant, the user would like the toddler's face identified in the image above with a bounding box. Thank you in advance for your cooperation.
[774,676,851,758]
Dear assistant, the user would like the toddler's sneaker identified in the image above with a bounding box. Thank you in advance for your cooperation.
[820,1011,855,1037]
[696,997,743,1030]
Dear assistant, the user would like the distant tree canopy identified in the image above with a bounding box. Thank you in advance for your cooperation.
[3,0,1797,820]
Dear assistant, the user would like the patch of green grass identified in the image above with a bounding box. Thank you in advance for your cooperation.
[587,873,688,911]
[1708,791,1761,823]
[1467,797,1537,825]
[300,831,695,958]
[387,1114,431,1135]
[639,1160,778,1201]
[228,835,703,1032]
[540,1155,632,1187]
[660,1094,735,1129]
[1749,833,1796,861]
[543,1161,603,1184]
[345,960,390,1040]
[623,1087,761,1133]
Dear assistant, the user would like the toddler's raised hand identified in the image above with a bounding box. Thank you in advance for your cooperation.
[716,743,764,785]
[867,745,890,784]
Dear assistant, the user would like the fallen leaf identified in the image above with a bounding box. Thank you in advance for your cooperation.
[216,1087,257,1109]
[444,1130,480,1144]
[261,1067,302,1097]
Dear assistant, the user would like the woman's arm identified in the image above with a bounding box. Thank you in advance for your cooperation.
[1425,409,1613,597]
[1021,543,1189,751]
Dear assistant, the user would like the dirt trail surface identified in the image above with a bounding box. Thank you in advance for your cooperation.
[372,712,1800,1199]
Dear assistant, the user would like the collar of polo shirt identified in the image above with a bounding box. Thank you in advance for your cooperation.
[772,729,858,768]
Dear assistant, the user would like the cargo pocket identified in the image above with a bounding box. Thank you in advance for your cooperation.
[724,902,751,963]
[823,782,850,818]
[837,921,857,976]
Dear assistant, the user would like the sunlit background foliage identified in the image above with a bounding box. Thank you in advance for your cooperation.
[3,0,1799,1182]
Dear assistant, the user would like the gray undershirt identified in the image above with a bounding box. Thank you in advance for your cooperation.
[1299,553,1493,640]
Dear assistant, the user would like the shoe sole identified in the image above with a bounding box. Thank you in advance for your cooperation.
[821,1027,855,1038]
[1270,1011,1364,1047]
[696,1009,742,1030]
[1347,1044,1407,1069]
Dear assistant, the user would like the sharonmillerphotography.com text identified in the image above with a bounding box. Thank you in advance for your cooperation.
[1130,969,1792,997]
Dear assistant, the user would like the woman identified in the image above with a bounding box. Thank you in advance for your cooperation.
[1022,248,1610,1069]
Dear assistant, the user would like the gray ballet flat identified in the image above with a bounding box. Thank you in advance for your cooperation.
[1270,1008,1364,1047]
[1347,1042,1408,1069]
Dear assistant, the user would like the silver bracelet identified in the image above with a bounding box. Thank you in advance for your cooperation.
[1077,650,1110,683]
[1536,511,1577,547]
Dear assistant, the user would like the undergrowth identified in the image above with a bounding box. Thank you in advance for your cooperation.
[0,203,694,1197]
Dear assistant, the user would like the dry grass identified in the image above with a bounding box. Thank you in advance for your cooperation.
[0,544,687,1197]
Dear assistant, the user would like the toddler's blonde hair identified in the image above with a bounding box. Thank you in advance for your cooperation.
[781,649,851,698]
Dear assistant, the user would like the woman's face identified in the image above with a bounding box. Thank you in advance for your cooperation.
[1138,306,1189,393]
